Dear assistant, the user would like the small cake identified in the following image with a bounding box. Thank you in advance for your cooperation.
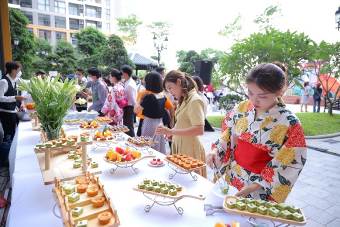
[98,211,112,225]
[146,184,154,191]
[257,205,268,215]
[159,182,166,187]
[257,199,267,207]
[153,186,161,193]
[266,201,277,208]
[143,179,150,184]
[62,183,75,195]
[236,197,246,203]
[276,203,290,211]
[161,187,169,195]
[36,143,44,148]
[55,141,63,147]
[268,207,280,217]
[67,192,80,203]
[71,207,83,217]
[67,139,74,145]
[73,162,81,168]
[169,189,177,196]
[167,184,175,190]
[90,161,98,168]
[236,202,246,210]
[138,184,145,190]
[280,210,293,220]
[75,220,88,227]
[191,162,198,168]
[73,154,81,160]
[91,196,105,208]
[86,185,99,197]
[293,212,304,222]
[221,186,229,194]
[77,184,88,193]
[68,153,75,159]
[151,180,158,186]
[76,176,89,184]
[287,205,300,213]
[226,197,237,209]
[45,142,53,148]
[246,203,257,213]
[245,198,255,204]
[80,136,88,142]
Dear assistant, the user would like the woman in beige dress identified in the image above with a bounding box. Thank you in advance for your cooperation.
[156,70,206,177]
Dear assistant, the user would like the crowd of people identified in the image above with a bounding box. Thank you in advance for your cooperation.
[0,61,308,204]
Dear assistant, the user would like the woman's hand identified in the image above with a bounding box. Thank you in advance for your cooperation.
[206,149,222,169]
[235,183,261,198]
[134,104,143,114]
[155,126,172,136]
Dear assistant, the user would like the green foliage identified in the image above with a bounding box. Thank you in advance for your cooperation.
[116,14,142,45]
[76,27,107,57]
[9,8,36,78]
[218,14,242,40]
[219,29,316,95]
[254,5,282,31]
[218,94,244,111]
[18,76,78,140]
[176,50,201,74]
[51,40,77,75]
[99,34,134,75]
[31,38,53,73]
[148,21,170,39]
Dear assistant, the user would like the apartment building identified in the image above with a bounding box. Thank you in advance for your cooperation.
[8,0,121,45]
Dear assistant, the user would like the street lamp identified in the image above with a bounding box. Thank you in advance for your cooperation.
[153,34,168,65]
[13,39,19,46]
[336,7,340,31]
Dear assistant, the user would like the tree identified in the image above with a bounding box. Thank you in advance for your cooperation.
[116,14,142,45]
[219,29,316,96]
[31,38,53,73]
[9,8,36,78]
[50,40,77,75]
[99,34,133,75]
[218,14,242,41]
[176,50,201,75]
[310,41,340,115]
[254,5,282,31]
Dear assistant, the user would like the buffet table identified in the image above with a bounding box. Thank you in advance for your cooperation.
[6,122,263,227]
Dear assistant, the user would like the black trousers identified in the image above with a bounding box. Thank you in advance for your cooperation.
[123,106,135,137]
[204,118,215,132]
[0,111,17,140]
[137,118,144,137]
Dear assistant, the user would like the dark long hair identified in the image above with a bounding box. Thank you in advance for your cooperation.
[163,70,197,105]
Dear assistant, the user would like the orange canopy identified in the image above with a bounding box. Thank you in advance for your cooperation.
[318,74,340,97]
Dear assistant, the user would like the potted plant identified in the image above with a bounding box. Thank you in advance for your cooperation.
[19,76,78,140]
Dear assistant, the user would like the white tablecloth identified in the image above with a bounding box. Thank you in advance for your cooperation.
[7,122,257,227]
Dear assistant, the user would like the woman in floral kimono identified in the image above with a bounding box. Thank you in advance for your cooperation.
[101,69,127,125]
[207,63,307,203]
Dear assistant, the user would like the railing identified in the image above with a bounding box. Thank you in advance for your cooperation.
[324,98,340,111]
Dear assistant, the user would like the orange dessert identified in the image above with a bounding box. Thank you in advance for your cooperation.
[86,185,99,197]
[98,211,112,225]
[77,184,88,193]
[91,196,105,208]
[75,176,89,185]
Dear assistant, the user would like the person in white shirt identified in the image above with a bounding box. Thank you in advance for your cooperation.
[121,65,137,137]
[0,61,25,139]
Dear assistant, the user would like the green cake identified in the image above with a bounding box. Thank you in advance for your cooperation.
[138,184,145,189]
[73,162,81,168]
[169,189,177,196]
[292,212,304,222]
[257,199,266,207]
[159,182,166,187]
[67,192,80,203]
[72,207,83,217]
[246,203,257,213]
[268,207,280,217]
[175,184,182,192]
[279,210,293,220]
[143,179,150,184]
[276,203,290,211]
[154,186,161,193]
[62,183,75,195]
[90,161,98,168]
[151,180,158,186]
[161,187,169,195]
[236,201,246,210]
[257,205,268,215]
[146,184,154,191]
[76,220,88,227]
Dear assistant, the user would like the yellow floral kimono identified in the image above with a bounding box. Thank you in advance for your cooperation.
[213,100,307,203]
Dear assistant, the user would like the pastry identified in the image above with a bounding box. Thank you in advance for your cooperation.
[268,207,280,217]
[71,207,83,217]
[67,192,80,203]
[73,162,81,168]
[45,142,53,148]
[77,184,88,193]
[246,203,257,213]
[276,203,289,211]
[160,187,169,195]
[146,184,154,191]
[266,201,277,208]
[62,183,75,195]
[90,161,98,168]
[68,153,75,159]
[159,182,166,187]
[287,205,300,213]
[169,189,177,196]
[236,202,246,210]
[280,210,293,220]
[138,184,145,189]
[293,212,304,222]
[91,196,105,208]
[86,185,99,197]
[257,200,267,207]
[151,180,158,186]
[257,205,268,215]
[175,184,182,192]
[73,154,81,160]
[97,211,112,225]
[226,197,237,209]
[76,176,89,184]
[76,220,88,227]
[153,186,161,193]
[143,179,150,184]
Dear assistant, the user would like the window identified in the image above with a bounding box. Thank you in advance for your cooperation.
[38,14,50,26]
[71,33,78,45]
[38,30,51,41]
[54,0,66,14]
[55,16,66,28]
[38,0,50,11]
[22,11,33,24]
[69,18,84,30]
[20,0,32,8]
[105,0,110,7]
[69,3,83,16]
[106,23,110,30]
[56,32,66,41]
[85,5,101,18]
[86,20,101,29]
[8,0,19,4]
[106,9,110,20]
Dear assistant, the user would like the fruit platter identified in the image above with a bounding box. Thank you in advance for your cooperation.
[104,147,155,173]
[127,136,154,146]
[148,158,164,167]
[133,179,205,214]
[53,173,120,227]
[223,196,306,226]
[93,127,114,142]
[165,154,206,181]
[80,120,99,129]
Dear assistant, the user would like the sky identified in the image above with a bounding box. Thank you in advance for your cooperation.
[115,0,340,69]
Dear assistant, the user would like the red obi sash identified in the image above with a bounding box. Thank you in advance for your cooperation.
[234,138,272,174]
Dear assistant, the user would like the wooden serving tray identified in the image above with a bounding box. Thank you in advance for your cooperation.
[164,158,206,173]
[54,173,120,227]
[133,187,205,200]
[223,196,307,226]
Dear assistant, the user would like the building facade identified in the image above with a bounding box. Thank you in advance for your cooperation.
[8,0,120,45]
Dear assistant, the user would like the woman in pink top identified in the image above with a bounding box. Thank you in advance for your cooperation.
[101,69,127,125]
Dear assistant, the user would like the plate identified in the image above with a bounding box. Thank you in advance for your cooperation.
[211,181,238,199]
[147,161,165,168]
